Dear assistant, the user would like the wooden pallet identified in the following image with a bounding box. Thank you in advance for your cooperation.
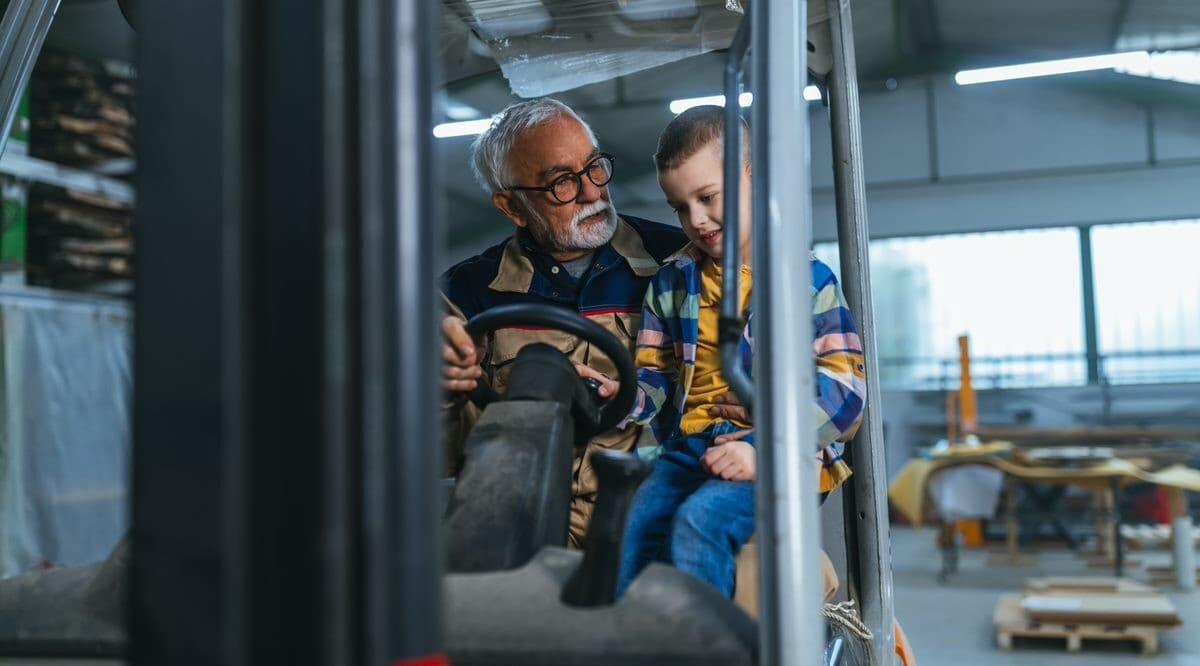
[994,594,1162,655]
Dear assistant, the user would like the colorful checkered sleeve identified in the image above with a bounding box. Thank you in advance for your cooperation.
[623,271,681,444]
[810,258,866,491]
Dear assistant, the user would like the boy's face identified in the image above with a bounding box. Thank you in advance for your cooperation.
[657,142,752,261]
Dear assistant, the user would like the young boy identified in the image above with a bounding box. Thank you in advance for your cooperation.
[601,105,867,599]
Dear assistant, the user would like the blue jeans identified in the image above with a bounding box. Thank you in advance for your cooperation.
[616,421,756,598]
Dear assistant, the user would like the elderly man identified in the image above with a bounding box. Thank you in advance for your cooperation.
[442,98,749,546]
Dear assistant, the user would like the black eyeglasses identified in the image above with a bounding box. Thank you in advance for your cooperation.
[504,153,615,205]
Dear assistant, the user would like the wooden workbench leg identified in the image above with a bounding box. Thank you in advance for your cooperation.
[1094,487,1113,559]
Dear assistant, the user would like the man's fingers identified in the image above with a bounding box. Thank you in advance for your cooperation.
[709,404,749,420]
[442,378,478,392]
[443,365,481,381]
[443,343,474,367]
[575,364,617,398]
[574,364,605,380]
[441,316,476,359]
[713,391,743,406]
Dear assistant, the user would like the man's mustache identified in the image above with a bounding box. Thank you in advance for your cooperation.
[571,200,613,225]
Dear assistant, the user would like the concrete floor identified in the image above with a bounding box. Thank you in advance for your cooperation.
[892,526,1200,665]
[6,529,1198,665]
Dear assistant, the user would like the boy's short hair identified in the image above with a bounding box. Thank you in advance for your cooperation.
[653,105,751,172]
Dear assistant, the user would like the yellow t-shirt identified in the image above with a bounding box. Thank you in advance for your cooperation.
[677,257,753,435]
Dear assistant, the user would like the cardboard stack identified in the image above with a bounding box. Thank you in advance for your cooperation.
[994,577,1182,655]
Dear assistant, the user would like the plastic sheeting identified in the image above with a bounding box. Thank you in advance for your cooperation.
[0,285,130,578]
[927,464,1005,522]
[444,0,744,97]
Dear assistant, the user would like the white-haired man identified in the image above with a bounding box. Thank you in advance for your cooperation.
[439,98,705,546]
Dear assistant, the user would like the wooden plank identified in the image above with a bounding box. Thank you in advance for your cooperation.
[1021,593,1181,627]
[1025,576,1156,595]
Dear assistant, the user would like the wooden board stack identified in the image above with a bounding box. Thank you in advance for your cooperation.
[994,577,1181,655]
[29,52,134,170]
[26,52,134,292]
[25,185,132,290]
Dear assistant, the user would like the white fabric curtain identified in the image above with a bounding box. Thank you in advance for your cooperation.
[0,287,130,578]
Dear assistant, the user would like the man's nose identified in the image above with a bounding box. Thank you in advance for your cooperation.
[577,174,603,203]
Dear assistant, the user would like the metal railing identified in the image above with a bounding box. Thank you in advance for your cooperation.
[877,348,1200,391]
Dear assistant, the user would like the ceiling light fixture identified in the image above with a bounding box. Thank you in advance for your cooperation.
[954,51,1150,85]
[668,86,821,114]
[1116,49,1200,85]
[433,117,496,139]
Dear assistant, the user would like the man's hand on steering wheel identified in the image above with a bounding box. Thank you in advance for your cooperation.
[574,365,751,425]
[574,364,618,400]
[442,316,487,393]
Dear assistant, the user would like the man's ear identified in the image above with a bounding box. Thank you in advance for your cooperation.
[492,191,528,229]
[742,160,752,177]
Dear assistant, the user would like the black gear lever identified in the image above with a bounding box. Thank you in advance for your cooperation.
[561,449,651,607]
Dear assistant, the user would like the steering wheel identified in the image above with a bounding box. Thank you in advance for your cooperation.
[464,303,638,437]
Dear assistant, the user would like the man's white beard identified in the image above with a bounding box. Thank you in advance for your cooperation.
[523,198,619,254]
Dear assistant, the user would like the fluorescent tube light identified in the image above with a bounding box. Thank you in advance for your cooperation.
[954,51,1150,85]
[669,86,821,114]
[1116,50,1200,85]
[433,117,496,139]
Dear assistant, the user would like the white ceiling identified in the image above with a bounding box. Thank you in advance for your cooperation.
[438,0,1200,245]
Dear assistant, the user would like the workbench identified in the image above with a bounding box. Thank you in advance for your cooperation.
[889,443,1200,578]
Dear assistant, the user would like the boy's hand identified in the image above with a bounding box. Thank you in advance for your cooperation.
[574,364,618,399]
[712,428,753,447]
[709,391,751,423]
[702,437,755,481]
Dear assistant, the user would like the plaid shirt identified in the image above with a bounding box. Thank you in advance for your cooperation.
[625,244,866,492]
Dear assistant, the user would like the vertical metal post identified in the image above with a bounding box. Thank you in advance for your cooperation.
[361,0,445,662]
[0,0,60,157]
[1079,226,1101,383]
[719,16,753,410]
[133,0,443,664]
[133,0,250,662]
[825,0,897,663]
[752,1,821,665]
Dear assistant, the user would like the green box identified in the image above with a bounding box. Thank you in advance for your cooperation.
[1,178,27,264]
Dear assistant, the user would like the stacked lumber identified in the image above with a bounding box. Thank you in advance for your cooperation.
[994,577,1181,655]
[24,51,135,291]
[25,185,132,290]
[29,52,134,171]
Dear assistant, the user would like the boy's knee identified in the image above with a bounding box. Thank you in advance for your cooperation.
[670,501,720,546]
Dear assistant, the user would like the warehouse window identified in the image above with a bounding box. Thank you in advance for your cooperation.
[1091,219,1200,385]
[814,227,1086,390]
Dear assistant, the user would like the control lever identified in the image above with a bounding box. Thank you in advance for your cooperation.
[561,449,650,607]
